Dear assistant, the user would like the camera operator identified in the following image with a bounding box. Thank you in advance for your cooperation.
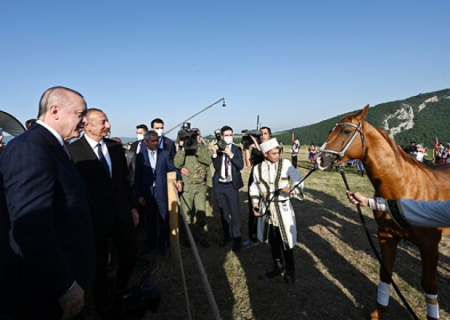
[242,126,271,248]
[211,126,244,253]
[174,125,213,249]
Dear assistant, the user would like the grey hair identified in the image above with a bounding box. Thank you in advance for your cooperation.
[144,130,159,140]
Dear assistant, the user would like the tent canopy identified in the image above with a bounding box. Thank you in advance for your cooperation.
[0,110,26,137]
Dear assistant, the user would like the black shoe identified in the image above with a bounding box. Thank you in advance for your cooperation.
[284,270,295,284]
[232,237,241,253]
[199,239,210,248]
[140,244,156,255]
[219,239,230,247]
[182,239,191,249]
[265,267,284,279]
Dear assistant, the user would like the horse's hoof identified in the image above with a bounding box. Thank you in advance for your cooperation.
[370,303,389,320]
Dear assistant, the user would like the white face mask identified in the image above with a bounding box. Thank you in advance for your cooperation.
[224,136,233,145]
[415,152,425,161]
[155,128,164,137]
[136,133,144,141]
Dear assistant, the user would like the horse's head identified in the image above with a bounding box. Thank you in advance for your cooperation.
[315,105,369,171]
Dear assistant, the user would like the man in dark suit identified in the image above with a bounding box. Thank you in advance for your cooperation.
[0,86,95,319]
[126,124,148,186]
[151,118,176,156]
[211,125,244,252]
[68,108,139,315]
[134,130,183,255]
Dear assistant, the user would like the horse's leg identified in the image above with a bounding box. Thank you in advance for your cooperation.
[419,236,441,320]
[370,231,400,320]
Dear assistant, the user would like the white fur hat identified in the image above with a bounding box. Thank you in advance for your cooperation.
[260,138,279,154]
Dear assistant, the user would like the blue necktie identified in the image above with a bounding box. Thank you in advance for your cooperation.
[97,143,110,177]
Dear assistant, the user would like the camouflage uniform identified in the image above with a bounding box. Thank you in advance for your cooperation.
[174,143,212,242]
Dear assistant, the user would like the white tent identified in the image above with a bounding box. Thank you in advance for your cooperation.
[0,111,26,137]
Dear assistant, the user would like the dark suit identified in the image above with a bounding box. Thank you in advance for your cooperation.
[212,144,244,240]
[0,123,95,319]
[159,135,176,157]
[134,147,177,253]
[126,139,146,186]
[68,135,138,312]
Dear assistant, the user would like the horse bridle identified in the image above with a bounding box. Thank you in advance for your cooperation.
[318,121,366,167]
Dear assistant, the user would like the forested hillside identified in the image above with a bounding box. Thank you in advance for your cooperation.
[275,88,450,149]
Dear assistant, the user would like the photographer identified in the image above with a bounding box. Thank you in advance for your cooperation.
[174,126,212,249]
[242,126,271,248]
[211,126,244,253]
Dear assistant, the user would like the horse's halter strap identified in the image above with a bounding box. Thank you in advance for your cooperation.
[319,121,365,165]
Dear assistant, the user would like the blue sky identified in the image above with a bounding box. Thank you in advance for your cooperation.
[1,0,449,139]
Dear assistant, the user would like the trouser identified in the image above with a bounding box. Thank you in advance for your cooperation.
[213,182,241,239]
[180,183,209,241]
[145,196,169,252]
[93,216,138,312]
[268,225,295,272]
[247,173,258,242]
[291,156,298,168]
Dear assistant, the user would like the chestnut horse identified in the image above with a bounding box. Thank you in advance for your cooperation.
[315,105,450,320]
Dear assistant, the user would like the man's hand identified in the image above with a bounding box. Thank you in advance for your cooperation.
[176,180,183,192]
[211,144,218,155]
[58,282,84,320]
[131,208,139,227]
[253,205,261,217]
[180,167,189,176]
[224,146,233,157]
[250,136,260,151]
[138,197,146,207]
[281,187,291,195]
[346,191,369,207]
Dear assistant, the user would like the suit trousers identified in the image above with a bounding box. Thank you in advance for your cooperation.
[145,196,169,252]
[268,225,295,272]
[247,173,258,242]
[213,182,241,239]
[180,183,209,242]
[93,214,138,312]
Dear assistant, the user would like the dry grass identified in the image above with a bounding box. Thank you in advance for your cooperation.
[89,148,450,319]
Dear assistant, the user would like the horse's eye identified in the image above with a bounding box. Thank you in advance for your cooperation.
[343,129,352,135]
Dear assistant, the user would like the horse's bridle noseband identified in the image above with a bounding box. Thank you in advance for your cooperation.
[318,121,366,167]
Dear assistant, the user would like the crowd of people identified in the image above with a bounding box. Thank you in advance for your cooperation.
[0,86,307,320]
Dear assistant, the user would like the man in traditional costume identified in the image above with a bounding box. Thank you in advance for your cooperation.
[249,138,304,284]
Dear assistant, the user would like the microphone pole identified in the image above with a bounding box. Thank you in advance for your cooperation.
[164,98,226,135]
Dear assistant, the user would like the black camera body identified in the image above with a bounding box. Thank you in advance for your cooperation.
[178,122,198,152]
[214,129,227,152]
[241,129,262,147]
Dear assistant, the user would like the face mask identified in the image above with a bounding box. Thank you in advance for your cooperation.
[155,129,164,137]
[415,152,425,161]
[136,134,144,141]
[224,136,233,145]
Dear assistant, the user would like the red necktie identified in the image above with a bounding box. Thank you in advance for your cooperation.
[62,144,71,160]
[224,156,229,177]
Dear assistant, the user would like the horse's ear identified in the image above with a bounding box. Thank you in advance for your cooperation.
[355,104,370,121]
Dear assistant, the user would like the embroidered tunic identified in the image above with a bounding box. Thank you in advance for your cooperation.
[249,158,304,249]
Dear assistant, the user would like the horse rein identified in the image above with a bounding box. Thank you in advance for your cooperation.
[318,121,366,167]
[256,167,316,218]
[339,169,419,320]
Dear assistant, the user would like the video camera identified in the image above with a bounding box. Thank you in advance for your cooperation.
[214,129,227,152]
[241,129,262,147]
[178,122,198,152]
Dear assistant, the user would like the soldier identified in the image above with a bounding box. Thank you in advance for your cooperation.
[174,128,213,248]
